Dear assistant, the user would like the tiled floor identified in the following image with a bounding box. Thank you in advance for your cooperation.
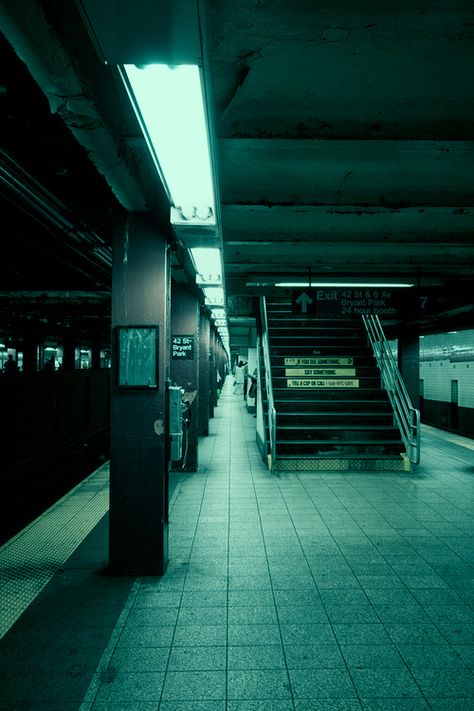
[1,379,474,709]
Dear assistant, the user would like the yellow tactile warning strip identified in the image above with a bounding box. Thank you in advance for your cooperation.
[0,461,109,640]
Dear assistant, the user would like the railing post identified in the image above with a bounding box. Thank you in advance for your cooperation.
[363,314,420,467]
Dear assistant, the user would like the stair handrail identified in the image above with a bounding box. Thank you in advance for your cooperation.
[261,296,277,470]
[362,314,420,465]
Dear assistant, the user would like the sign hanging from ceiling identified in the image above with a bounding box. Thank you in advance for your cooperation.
[291,288,412,317]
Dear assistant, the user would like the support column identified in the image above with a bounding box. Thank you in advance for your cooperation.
[91,332,102,369]
[198,309,210,436]
[109,213,170,575]
[398,327,420,409]
[171,283,199,471]
[63,328,76,371]
[21,328,38,373]
[209,326,216,418]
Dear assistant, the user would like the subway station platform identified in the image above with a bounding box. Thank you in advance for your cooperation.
[1,381,474,710]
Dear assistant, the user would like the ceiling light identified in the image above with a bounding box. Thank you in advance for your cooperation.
[121,64,215,225]
[274,282,414,288]
[209,308,226,319]
[203,286,225,306]
[190,247,222,283]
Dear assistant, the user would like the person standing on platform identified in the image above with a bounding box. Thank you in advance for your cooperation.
[233,359,247,395]
[3,354,18,375]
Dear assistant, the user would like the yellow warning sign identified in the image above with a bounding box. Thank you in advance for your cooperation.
[287,379,360,388]
[284,357,353,366]
[285,368,356,377]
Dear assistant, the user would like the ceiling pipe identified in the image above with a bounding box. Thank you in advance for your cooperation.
[0,149,112,275]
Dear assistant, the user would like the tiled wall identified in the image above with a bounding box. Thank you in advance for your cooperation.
[419,329,474,436]
[420,330,474,408]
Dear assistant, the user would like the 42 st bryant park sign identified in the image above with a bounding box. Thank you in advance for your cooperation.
[291,288,415,318]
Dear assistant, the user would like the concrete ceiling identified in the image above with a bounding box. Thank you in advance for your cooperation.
[0,0,473,339]
[208,0,474,308]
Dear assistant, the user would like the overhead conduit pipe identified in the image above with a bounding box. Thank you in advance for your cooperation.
[0,148,112,276]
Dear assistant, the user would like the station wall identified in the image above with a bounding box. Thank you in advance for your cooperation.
[419,329,474,437]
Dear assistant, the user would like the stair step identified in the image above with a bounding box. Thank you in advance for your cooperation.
[271,376,381,388]
[275,416,393,426]
[273,401,392,413]
[278,424,397,431]
[267,317,362,326]
[270,346,373,356]
[271,388,390,400]
[270,336,367,344]
[272,365,379,377]
[277,431,401,442]
[277,441,403,456]
[276,452,403,460]
[274,456,408,472]
[268,327,365,338]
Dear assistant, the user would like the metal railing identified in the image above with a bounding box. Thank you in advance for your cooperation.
[362,314,420,465]
[260,296,277,470]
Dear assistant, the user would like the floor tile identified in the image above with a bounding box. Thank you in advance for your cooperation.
[172,624,227,647]
[411,668,474,698]
[227,702,294,711]
[280,622,336,646]
[332,623,392,646]
[285,643,345,669]
[350,668,422,698]
[161,671,226,701]
[289,668,357,699]
[177,606,227,626]
[360,701,431,711]
[397,643,468,670]
[109,646,170,672]
[295,702,363,711]
[167,645,226,671]
[228,605,278,625]
[93,671,165,703]
[340,643,405,669]
[384,622,446,645]
[158,702,225,711]
[227,669,292,700]
[227,644,286,670]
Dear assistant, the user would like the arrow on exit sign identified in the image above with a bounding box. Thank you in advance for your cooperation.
[295,292,313,313]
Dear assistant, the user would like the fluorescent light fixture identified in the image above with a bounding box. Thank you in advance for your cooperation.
[214,319,227,327]
[0,343,5,348]
[121,63,215,224]
[209,308,226,319]
[204,287,225,306]
[273,282,414,288]
[190,247,222,283]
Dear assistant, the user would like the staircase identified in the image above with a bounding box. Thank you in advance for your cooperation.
[262,297,409,472]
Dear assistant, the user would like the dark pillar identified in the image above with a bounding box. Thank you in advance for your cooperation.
[21,329,38,373]
[171,283,199,471]
[198,310,210,436]
[63,328,76,371]
[91,334,101,369]
[209,327,216,418]
[398,328,420,409]
[109,213,170,575]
